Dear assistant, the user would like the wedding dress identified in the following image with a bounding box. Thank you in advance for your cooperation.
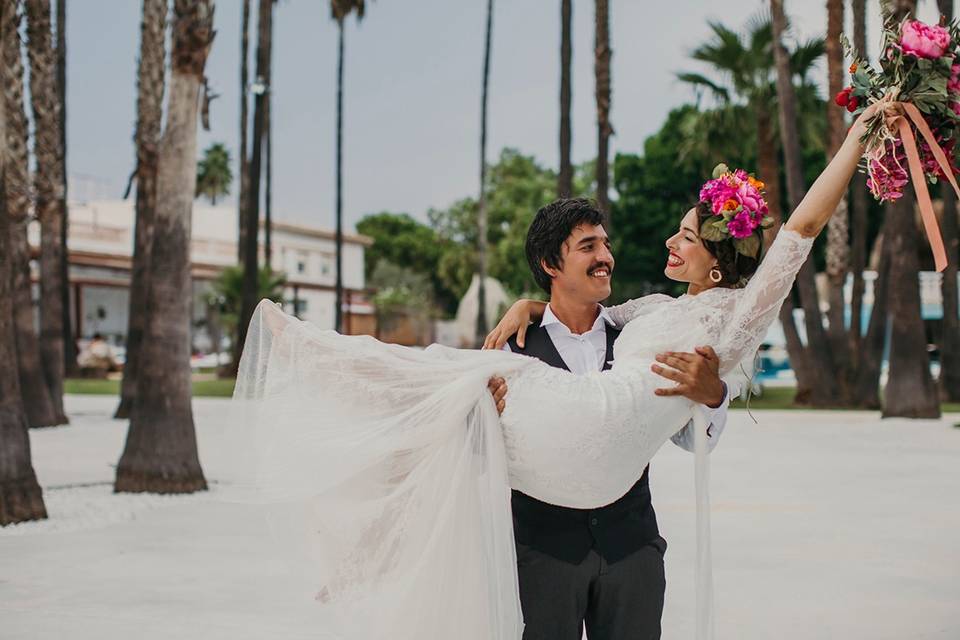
[230,228,814,639]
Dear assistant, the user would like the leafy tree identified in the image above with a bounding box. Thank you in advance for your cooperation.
[196,142,233,204]
[209,265,286,348]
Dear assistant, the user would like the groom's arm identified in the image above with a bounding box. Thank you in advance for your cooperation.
[651,346,731,453]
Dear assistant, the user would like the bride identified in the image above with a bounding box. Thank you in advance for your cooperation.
[231,103,881,639]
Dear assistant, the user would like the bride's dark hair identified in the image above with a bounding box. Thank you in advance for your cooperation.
[695,201,762,288]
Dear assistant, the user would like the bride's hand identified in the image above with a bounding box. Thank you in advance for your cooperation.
[482,299,546,350]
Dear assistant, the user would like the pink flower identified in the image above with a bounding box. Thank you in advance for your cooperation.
[866,140,909,202]
[900,20,951,59]
[951,101,960,116]
[726,211,756,239]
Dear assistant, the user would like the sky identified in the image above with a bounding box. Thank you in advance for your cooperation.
[64,0,949,232]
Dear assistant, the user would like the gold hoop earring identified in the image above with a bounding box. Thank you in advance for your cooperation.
[709,267,723,284]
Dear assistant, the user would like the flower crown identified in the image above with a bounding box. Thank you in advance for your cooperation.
[697,163,773,259]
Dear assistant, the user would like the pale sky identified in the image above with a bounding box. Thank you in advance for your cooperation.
[65,0,949,232]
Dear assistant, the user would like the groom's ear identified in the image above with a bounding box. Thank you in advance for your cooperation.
[541,258,559,279]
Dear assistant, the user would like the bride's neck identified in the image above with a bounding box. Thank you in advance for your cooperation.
[548,298,601,334]
[685,281,718,296]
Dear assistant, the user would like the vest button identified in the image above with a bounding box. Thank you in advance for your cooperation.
[590,517,599,526]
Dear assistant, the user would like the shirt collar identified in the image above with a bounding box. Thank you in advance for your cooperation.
[540,303,615,332]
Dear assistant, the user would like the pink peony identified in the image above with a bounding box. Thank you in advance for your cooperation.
[900,20,951,59]
[726,211,756,239]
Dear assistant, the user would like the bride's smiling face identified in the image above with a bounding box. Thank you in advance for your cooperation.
[664,208,717,286]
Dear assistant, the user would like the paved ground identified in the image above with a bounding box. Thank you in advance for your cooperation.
[1,395,958,639]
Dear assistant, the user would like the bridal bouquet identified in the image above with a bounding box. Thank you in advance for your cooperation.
[838,13,960,271]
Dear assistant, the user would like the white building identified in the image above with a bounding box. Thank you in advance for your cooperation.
[29,199,374,352]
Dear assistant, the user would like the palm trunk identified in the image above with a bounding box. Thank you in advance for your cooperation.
[824,0,850,400]
[2,2,61,427]
[849,0,869,363]
[115,0,168,420]
[236,0,271,369]
[882,193,939,417]
[557,0,572,198]
[25,0,68,422]
[237,0,250,264]
[0,3,47,523]
[55,0,74,377]
[593,0,611,217]
[264,46,272,269]
[115,0,214,494]
[475,0,493,346]
[756,107,781,245]
[334,18,345,332]
[937,0,960,402]
[854,218,890,409]
[770,0,839,406]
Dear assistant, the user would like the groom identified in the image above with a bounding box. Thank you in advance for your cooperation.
[487,198,732,640]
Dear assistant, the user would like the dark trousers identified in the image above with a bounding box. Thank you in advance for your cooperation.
[517,538,667,640]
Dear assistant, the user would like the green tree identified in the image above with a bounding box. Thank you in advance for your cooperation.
[196,142,232,204]
[210,265,285,349]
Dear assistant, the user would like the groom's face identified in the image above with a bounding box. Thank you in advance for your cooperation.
[546,223,614,303]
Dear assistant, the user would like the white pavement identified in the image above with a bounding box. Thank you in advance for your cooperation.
[2,395,959,639]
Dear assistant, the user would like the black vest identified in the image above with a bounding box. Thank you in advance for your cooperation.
[507,321,660,565]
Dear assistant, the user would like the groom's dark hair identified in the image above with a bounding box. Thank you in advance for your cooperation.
[526,198,607,293]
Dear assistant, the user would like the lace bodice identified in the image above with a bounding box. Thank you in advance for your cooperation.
[607,227,815,375]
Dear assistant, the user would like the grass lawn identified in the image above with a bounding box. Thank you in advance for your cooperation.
[65,378,236,398]
[733,386,960,413]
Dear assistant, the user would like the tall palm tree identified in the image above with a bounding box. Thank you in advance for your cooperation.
[2,0,61,427]
[25,0,68,422]
[557,0,572,198]
[237,0,251,264]
[0,0,47,525]
[475,0,493,346]
[115,0,167,421]
[331,0,366,333]
[848,0,870,369]
[880,0,939,418]
[769,0,840,406]
[678,17,826,402]
[937,0,960,402]
[823,0,851,387]
[55,0,74,376]
[594,0,611,216]
[196,142,233,204]
[236,0,273,371]
[115,0,215,494]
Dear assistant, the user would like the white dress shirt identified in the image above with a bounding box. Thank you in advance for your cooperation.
[505,303,729,453]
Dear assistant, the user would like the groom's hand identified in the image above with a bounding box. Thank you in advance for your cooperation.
[651,346,725,408]
[488,377,508,415]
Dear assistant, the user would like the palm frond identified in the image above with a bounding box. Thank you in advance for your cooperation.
[790,37,826,77]
[676,72,731,102]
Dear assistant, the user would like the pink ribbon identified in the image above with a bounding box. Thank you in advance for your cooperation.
[888,102,955,272]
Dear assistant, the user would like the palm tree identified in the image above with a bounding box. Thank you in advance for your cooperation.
[55,0,74,377]
[879,0,939,418]
[114,0,215,494]
[0,0,47,525]
[196,142,233,204]
[210,264,285,348]
[330,1,366,332]
[235,0,273,372]
[594,0,611,216]
[237,0,251,264]
[115,0,168,421]
[769,0,841,406]
[2,0,61,428]
[848,0,870,376]
[937,0,960,402]
[823,0,851,389]
[678,16,827,403]
[475,0,493,346]
[557,0,572,198]
[25,0,68,422]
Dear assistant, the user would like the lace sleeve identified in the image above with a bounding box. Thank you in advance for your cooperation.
[606,294,674,328]
[715,227,815,375]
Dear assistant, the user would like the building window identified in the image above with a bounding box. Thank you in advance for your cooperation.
[297,260,306,274]
[294,298,309,315]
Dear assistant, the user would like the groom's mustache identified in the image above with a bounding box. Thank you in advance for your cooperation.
[587,262,613,276]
